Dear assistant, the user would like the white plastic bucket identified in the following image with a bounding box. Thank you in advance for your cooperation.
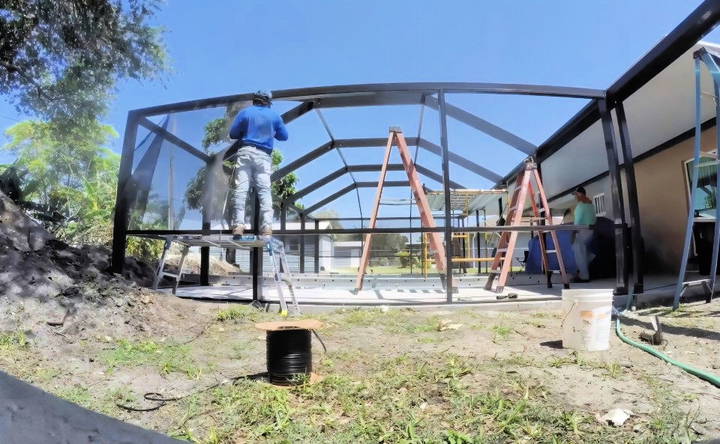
[561,289,613,351]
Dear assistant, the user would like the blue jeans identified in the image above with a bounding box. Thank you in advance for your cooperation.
[232,146,273,230]
[572,229,595,280]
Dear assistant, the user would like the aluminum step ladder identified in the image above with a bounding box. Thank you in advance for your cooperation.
[151,235,299,315]
[152,239,189,295]
[265,236,300,316]
[673,47,720,310]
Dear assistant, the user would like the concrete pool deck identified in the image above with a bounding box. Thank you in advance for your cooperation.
[164,272,714,311]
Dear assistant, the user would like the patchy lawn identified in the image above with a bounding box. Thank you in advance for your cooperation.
[2,294,720,443]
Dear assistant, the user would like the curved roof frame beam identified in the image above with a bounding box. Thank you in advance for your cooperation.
[416,138,503,183]
[315,108,365,222]
[345,163,466,189]
[273,82,606,102]
[303,184,356,215]
[338,137,501,183]
[284,163,466,207]
[286,167,348,203]
[137,117,211,163]
[270,141,334,181]
[415,164,466,189]
[303,181,410,215]
[281,101,314,124]
[423,96,537,155]
[130,83,606,117]
[271,137,500,183]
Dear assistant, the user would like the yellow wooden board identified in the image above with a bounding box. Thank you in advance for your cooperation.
[255,319,324,331]
[451,257,496,263]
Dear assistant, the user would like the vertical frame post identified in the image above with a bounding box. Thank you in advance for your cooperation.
[674,56,704,309]
[598,98,629,295]
[710,68,720,300]
[476,210,482,274]
[616,101,645,296]
[200,154,219,287]
[251,195,263,301]
[280,202,287,251]
[111,111,140,274]
[314,219,320,273]
[299,213,306,273]
[460,216,466,273]
[438,90,454,302]
[280,202,287,231]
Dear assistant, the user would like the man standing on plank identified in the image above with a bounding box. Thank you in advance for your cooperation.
[228,90,288,238]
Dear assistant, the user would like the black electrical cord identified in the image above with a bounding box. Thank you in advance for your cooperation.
[116,330,328,411]
[115,373,267,412]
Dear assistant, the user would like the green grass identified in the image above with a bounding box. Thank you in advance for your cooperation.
[56,385,93,407]
[0,331,29,350]
[641,376,699,443]
[547,352,624,379]
[215,305,261,322]
[168,352,638,443]
[55,384,140,416]
[337,308,455,335]
[100,339,201,378]
[491,325,513,341]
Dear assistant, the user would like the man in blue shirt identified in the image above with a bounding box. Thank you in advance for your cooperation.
[228,91,289,237]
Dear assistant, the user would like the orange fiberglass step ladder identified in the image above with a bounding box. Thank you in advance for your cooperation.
[484,159,570,293]
[355,127,447,292]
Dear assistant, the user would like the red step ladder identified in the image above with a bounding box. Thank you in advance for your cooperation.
[355,127,446,291]
[484,159,570,293]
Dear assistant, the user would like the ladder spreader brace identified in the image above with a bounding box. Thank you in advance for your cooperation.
[485,159,570,293]
[355,127,447,292]
[152,234,300,315]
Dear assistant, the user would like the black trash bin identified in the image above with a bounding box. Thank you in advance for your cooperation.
[693,220,716,275]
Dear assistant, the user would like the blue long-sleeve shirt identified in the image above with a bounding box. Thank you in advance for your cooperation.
[228,105,288,154]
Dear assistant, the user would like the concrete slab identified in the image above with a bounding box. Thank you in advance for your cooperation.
[165,272,720,311]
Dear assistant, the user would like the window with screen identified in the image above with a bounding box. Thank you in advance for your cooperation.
[684,155,718,219]
[592,193,606,217]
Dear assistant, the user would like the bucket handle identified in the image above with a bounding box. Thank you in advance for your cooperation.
[560,301,578,329]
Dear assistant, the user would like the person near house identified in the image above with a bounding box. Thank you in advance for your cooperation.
[571,186,596,282]
[228,90,288,238]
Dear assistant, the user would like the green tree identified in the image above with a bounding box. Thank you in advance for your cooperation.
[2,119,120,245]
[0,0,166,123]
[370,233,408,266]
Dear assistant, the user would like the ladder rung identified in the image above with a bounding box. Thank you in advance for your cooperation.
[163,272,179,278]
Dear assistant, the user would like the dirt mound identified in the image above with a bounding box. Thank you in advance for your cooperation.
[0,189,53,252]
[0,190,164,340]
[165,251,239,276]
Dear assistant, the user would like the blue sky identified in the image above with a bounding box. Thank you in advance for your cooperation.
[1,0,718,227]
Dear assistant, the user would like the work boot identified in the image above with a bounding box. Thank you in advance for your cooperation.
[232,225,244,240]
[261,225,272,236]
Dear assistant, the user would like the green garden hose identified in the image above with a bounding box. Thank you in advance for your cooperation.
[615,316,720,388]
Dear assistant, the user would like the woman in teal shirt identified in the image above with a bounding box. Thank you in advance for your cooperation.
[572,186,596,282]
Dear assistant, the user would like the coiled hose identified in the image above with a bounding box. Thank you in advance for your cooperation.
[615,315,720,388]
